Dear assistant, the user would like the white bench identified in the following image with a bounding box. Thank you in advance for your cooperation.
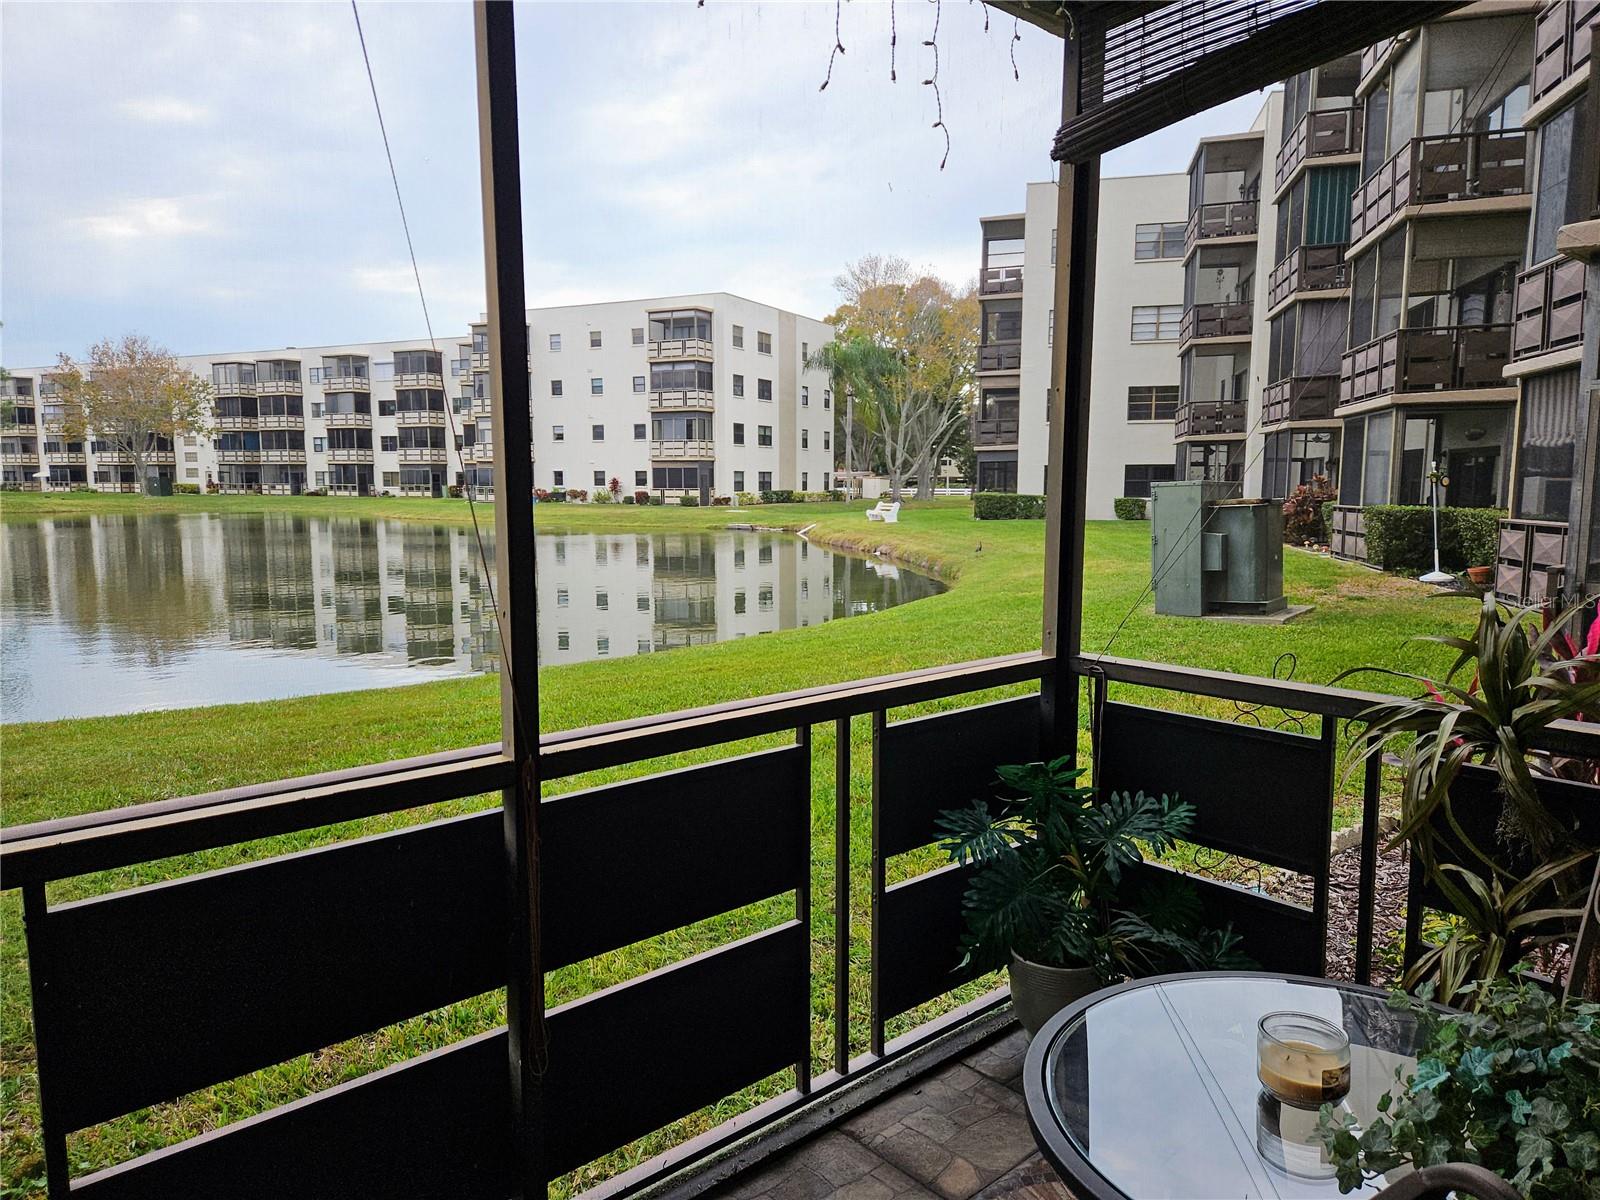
[866,499,900,523]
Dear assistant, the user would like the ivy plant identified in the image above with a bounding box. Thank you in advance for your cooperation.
[1316,973,1600,1198]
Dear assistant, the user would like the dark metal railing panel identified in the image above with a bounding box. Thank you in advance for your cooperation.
[71,1030,514,1200]
[1131,860,1323,976]
[1495,517,1570,606]
[875,695,1042,859]
[980,266,1024,294]
[1183,199,1259,256]
[973,416,1021,445]
[1174,398,1248,437]
[1179,300,1253,343]
[1338,325,1512,406]
[1533,0,1600,103]
[876,863,984,1022]
[1350,132,1531,242]
[1095,702,1333,877]
[1262,374,1338,424]
[541,746,809,970]
[1512,257,1587,360]
[1330,504,1368,562]
[32,810,506,1133]
[1267,244,1349,309]
[541,923,810,1177]
[978,342,1023,372]
[1274,105,1362,192]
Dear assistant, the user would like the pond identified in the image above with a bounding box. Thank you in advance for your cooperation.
[0,513,945,723]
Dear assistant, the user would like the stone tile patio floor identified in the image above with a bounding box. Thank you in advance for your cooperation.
[704,1029,1078,1200]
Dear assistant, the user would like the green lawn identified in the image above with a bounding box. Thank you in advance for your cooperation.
[0,491,1470,1197]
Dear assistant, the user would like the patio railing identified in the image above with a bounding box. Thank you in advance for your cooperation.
[1532,0,1599,105]
[1338,324,1513,406]
[1273,105,1362,193]
[1183,200,1259,256]
[1350,131,1531,243]
[1495,517,1569,606]
[1512,257,1587,361]
[1267,244,1349,310]
[6,651,1596,1198]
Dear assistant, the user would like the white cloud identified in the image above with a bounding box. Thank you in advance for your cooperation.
[118,96,210,125]
[67,198,216,242]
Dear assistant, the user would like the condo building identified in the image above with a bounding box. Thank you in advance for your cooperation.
[1,293,835,504]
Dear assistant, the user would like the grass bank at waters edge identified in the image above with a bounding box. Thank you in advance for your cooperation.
[0,492,1474,1196]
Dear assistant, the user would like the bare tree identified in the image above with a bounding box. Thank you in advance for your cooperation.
[53,335,212,495]
[827,256,978,501]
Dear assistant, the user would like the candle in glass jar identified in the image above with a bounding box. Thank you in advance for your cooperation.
[1257,1012,1351,1108]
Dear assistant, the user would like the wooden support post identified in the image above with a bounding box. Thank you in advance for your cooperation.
[474,2,544,1193]
[1041,19,1102,760]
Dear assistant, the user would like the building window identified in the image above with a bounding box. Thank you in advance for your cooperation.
[633,423,646,440]
[594,470,606,487]
[733,422,745,445]
[549,333,561,351]
[1122,463,1176,498]
[383,472,400,488]
[733,374,744,397]
[591,378,604,395]
[1532,101,1589,265]
[551,379,563,396]
[590,330,602,348]
[1134,222,1186,260]
[552,425,564,441]
[801,472,809,490]
[802,341,809,360]
[977,459,1019,492]
[1048,309,1054,348]
[633,375,645,393]
[381,436,398,452]
[732,324,744,348]
[311,403,323,418]
[313,437,325,452]
[631,327,644,345]
[1131,304,1182,341]
[597,636,609,656]
[801,429,809,449]
[757,379,772,402]
[734,470,745,491]
[635,470,647,487]
[823,430,831,451]
[553,470,565,487]
[1127,386,1180,421]
[758,470,772,491]
[802,386,809,406]
[1051,227,1057,266]
[592,424,604,440]
[824,390,831,410]
[757,425,773,447]
[757,331,772,355]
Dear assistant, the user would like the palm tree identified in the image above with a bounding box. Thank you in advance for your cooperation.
[804,335,900,498]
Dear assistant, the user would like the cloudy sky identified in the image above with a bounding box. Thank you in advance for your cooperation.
[1,2,1271,367]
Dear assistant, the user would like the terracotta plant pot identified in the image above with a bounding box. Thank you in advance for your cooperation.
[1008,952,1101,1036]
[1466,565,1494,587]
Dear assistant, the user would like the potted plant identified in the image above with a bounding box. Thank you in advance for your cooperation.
[938,756,1250,1034]
[1316,973,1600,1198]
[1466,564,1495,587]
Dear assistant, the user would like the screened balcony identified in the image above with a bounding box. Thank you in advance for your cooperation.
[1182,135,1263,258]
[973,389,1020,447]
[978,300,1022,373]
[1274,55,1362,193]
[1531,0,1598,109]
[648,309,714,360]
[979,218,1025,295]
[1267,244,1350,309]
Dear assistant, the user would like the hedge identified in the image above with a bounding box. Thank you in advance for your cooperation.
[760,489,798,504]
[1360,505,1504,573]
[172,482,201,495]
[974,492,1047,520]
[1112,497,1148,521]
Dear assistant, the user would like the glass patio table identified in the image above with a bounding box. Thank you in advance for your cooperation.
[1022,972,1424,1199]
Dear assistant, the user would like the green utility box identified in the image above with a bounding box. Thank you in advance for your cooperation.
[1150,481,1286,617]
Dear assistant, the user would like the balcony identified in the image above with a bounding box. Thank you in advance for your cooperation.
[1338,325,1513,407]
[328,446,375,463]
[0,446,40,463]
[217,414,259,431]
[1494,517,1568,605]
[1261,375,1339,425]
[465,442,496,464]
[260,449,305,464]
[979,265,1023,295]
[148,449,177,465]
[325,410,373,428]
[94,447,133,464]
[1173,398,1247,437]
[212,379,257,398]
[217,448,262,464]
[978,343,1021,373]
[259,412,305,430]
[1267,245,1350,310]
[1357,36,1396,93]
[1273,106,1361,193]
[396,409,448,425]
[1349,131,1530,245]
[1512,257,1586,361]
[1178,301,1252,345]
[973,416,1020,447]
[256,378,302,396]
[1183,200,1258,256]
[649,389,716,410]
[648,338,715,360]
[1532,0,1598,107]
[395,372,445,390]
[323,373,371,392]
[650,438,716,459]
[397,447,448,464]
[43,448,87,464]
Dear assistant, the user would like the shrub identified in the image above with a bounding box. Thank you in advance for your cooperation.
[205,480,221,494]
[621,495,635,505]
[831,489,846,502]
[1112,497,1148,521]
[974,492,1047,520]
[711,495,733,506]
[447,484,463,498]
[172,482,200,495]
[1281,474,1336,545]
[608,476,622,499]
[544,489,566,503]
[566,488,589,502]
[761,489,798,504]
[1320,499,1338,539]
[678,494,700,507]
[1361,505,1506,573]
[592,489,612,503]
[633,490,650,505]
[736,491,758,507]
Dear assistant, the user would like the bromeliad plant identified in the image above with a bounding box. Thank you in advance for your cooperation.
[937,757,1250,983]
[1316,973,1600,1199]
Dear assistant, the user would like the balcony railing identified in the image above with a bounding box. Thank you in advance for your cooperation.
[1174,398,1247,437]
[322,373,372,392]
[1512,257,1586,360]
[396,409,448,425]
[1183,200,1258,256]
[324,411,373,427]
[978,342,1021,372]
[1330,504,1367,561]
[217,449,262,463]
[979,266,1023,295]
[1261,375,1339,424]
[1267,244,1350,310]
[1350,131,1531,243]
[650,438,716,459]
[648,338,715,360]
[972,416,1020,446]
[258,412,305,430]
[1338,324,1513,407]
[394,372,445,390]
[397,448,448,464]
[1179,300,1252,344]
[0,448,40,462]
[43,450,87,463]
[1533,0,1598,104]
[1358,36,1395,92]
[649,389,716,410]
[465,442,495,464]
[327,446,375,463]
[1495,517,1569,605]
[217,415,259,431]
[212,380,257,398]
[1274,106,1362,192]
[255,379,302,396]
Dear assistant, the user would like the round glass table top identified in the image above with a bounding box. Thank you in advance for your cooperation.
[1028,974,1423,1200]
